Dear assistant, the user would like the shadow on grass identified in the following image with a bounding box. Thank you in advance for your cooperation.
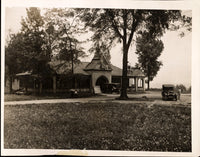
[115,96,163,101]
[4,92,95,101]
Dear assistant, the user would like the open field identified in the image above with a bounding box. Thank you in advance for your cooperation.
[4,94,191,151]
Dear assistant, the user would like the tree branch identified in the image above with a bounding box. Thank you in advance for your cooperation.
[106,10,123,39]
[127,11,139,48]
[123,10,127,43]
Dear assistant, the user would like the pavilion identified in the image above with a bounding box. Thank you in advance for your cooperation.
[14,52,146,94]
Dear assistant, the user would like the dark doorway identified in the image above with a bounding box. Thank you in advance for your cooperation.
[96,76,109,92]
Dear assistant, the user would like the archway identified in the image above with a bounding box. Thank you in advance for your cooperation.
[96,76,109,92]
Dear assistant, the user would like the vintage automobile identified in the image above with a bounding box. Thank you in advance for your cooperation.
[102,83,120,93]
[15,88,31,95]
[162,84,180,101]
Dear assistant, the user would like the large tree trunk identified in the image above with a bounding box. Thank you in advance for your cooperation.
[9,76,13,94]
[119,45,129,99]
[147,75,150,90]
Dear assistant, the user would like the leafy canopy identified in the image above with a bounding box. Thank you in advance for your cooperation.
[135,31,164,89]
[20,7,51,76]
[44,8,86,63]
[79,8,186,98]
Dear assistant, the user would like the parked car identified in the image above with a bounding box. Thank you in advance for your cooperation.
[70,89,78,98]
[162,84,180,101]
[103,83,120,93]
[15,88,31,95]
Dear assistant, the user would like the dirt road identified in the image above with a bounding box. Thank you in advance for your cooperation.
[4,91,191,106]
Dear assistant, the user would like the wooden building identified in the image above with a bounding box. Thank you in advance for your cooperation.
[14,52,146,94]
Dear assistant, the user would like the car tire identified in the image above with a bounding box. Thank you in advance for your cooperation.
[174,96,177,101]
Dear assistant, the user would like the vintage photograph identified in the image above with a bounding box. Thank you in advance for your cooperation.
[2,1,194,155]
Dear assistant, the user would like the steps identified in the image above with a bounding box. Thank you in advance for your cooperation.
[94,86,102,94]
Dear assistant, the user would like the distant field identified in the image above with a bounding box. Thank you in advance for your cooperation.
[4,102,191,151]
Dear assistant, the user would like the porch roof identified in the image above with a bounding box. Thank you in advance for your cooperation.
[17,61,145,78]
[48,61,90,75]
[16,71,32,76]
[111,64,145,78]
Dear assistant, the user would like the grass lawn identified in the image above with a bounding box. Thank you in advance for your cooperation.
[4,92,93,101]
[4,94,46,101]
[4,102,191,151]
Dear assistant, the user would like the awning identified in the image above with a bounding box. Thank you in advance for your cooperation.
[16,71,31,76]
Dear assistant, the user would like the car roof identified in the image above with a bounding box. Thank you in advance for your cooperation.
[162,84,175,87]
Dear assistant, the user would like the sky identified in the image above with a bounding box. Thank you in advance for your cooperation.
[4,7,192,89]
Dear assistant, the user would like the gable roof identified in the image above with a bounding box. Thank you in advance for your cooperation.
[84,52,112,71]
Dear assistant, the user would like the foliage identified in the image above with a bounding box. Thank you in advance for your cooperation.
[176,84,187,93]
[44,8,86,64]
[79,9,185,99]
[187,86,191,93]
[135,31,164,89]
[5,32,28,93]
[5,33,26,76]
[170,13,192,37]
[5,7,87,92]
[20,7,52,76]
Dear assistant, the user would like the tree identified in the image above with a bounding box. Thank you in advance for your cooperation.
[5,8,87,93]
[80,9,187,99]
[20,7,51,76]
[17,7,55,94]
[135,31,164,90]
[44,8,86,71]
[5,32,27,93]
[44,8,87,89]
[176,84,187,93]
[187,86,191,93]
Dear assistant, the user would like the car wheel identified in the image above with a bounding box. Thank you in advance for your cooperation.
[174,96,177,101]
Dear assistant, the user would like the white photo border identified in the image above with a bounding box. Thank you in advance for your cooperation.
[1,0,200,156]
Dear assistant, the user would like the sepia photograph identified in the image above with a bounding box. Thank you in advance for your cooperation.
[1,0,200,156]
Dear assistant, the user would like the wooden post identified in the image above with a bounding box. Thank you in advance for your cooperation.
[90,75,94,94]
[134,77,136,91]
[53,76,56,94]
[34,79,36,95]
[142,78,145,91]
[135,77,138,92]
[39,81,42,94]
[74,75,77,89]
[9,76,13,94]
